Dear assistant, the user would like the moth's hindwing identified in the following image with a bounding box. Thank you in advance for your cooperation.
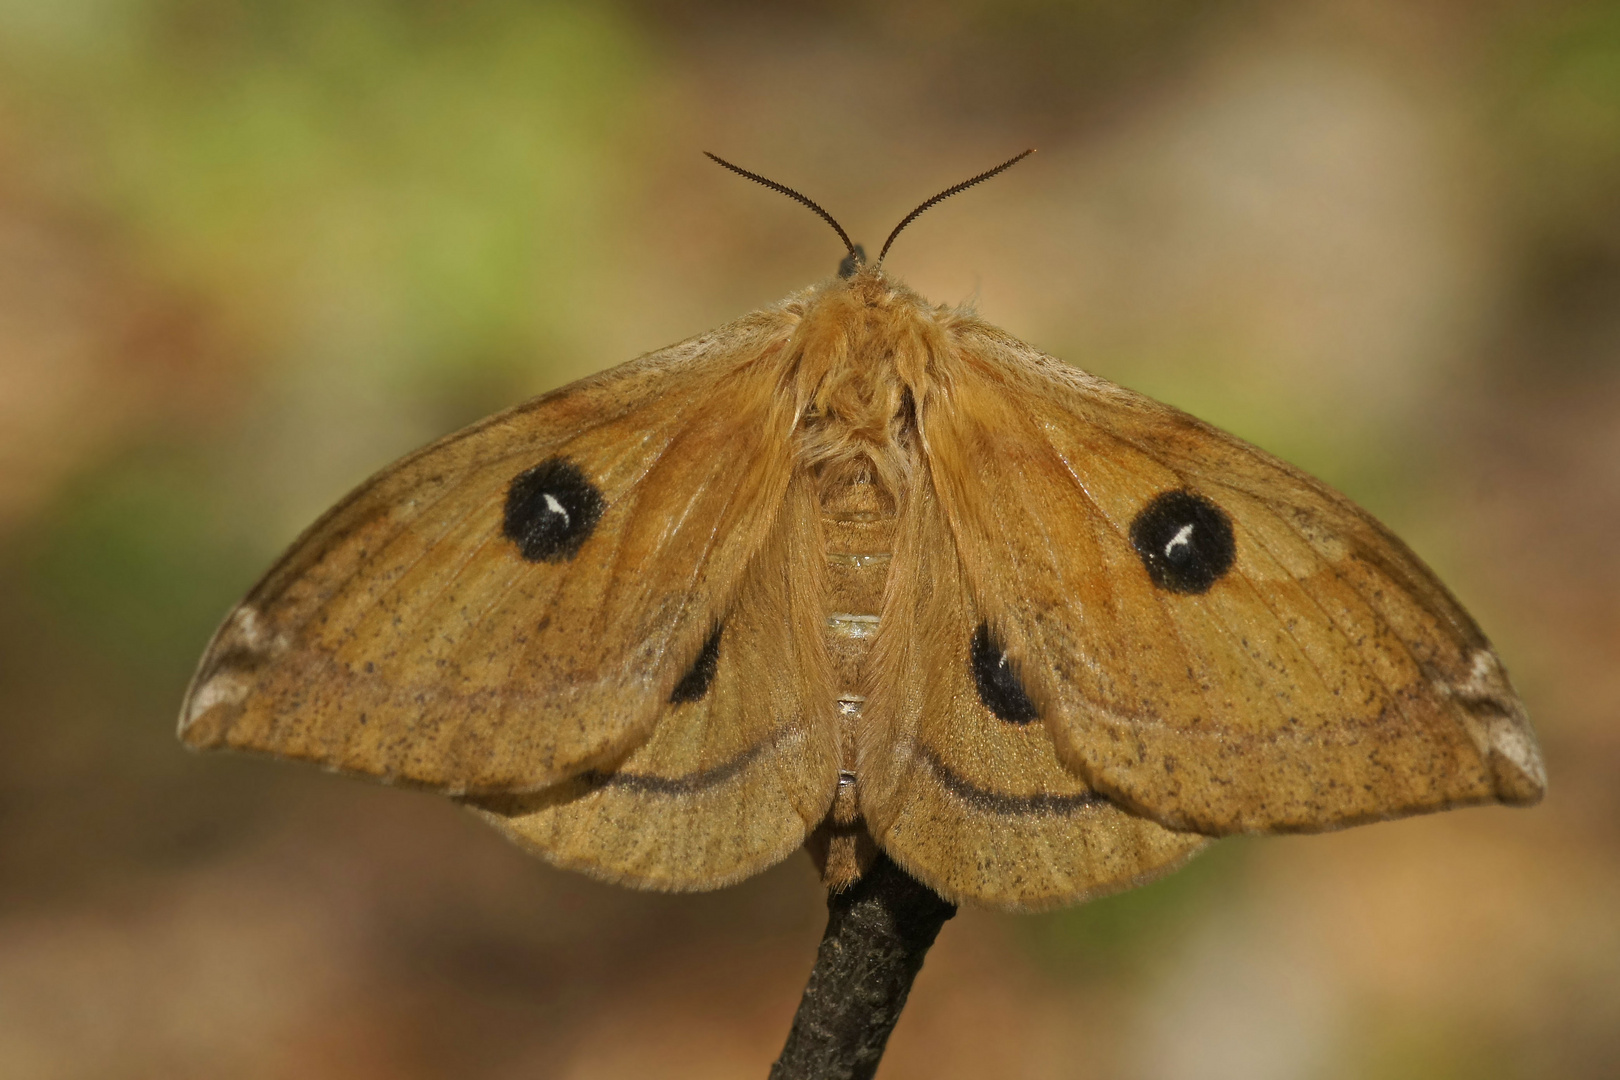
[466,472,840,890]
[860,472,1208,911]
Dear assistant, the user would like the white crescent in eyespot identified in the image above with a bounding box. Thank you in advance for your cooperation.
[1164,522,1195,557]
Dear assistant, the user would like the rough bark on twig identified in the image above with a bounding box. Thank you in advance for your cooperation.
[770,854,957,1080]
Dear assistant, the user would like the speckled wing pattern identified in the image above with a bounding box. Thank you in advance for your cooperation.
[913,319,1545,838]
[178,308,829,824]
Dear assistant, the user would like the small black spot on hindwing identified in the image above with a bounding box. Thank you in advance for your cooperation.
[970,622,1038,724]
[1129,489,1236,594]
[502,457,605,563]
[669,624,724,704]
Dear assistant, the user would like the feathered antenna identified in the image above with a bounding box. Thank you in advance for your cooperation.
[704,152,858,262]
[704,149,1035,274]
[875,149,1035,269]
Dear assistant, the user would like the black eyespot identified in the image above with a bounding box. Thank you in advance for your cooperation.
[837,243,867,279]
[669,624,723,704]
[503,457,605,563]
[970,622,1038,724]
[1129,489,1236,594]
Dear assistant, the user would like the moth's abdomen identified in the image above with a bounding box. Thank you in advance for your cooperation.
[806,464,898,886]
[821,471,895,704]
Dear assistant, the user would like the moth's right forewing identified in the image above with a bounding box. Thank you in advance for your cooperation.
[917,320,1542,835]
[179,309,803,793]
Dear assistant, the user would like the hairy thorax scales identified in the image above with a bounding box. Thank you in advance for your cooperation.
[788,276,944,885]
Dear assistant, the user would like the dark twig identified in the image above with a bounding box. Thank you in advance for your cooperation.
[770,854,958,1080]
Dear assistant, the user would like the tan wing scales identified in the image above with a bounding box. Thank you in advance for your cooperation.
[465,472,840,889]
[860,472,1208,911]
[916,320,1544,835]
[179,309,803,793]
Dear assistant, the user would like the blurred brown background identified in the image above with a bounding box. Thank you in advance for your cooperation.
[1,1,1616,1077]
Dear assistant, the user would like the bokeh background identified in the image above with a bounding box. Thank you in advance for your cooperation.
[2,1,1617,1077]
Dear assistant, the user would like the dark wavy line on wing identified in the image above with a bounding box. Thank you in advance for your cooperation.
[579,740,768,796]
[920,746,1112,816]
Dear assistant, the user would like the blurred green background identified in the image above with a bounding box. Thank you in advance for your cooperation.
[1,1,1616,1077]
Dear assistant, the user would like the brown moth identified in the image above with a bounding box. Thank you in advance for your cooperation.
[179,152,1545,911]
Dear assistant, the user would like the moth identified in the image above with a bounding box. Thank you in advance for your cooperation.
[179,152,1544,911]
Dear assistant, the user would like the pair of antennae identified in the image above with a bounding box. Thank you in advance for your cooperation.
[703,148,1034,271]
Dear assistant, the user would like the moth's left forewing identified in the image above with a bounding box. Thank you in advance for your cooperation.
[918,320,1544,836]
[180,310,809,793]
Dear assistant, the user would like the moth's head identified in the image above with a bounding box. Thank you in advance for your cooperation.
[836,244,869,281]
[833,245,901,301]
[818,256,921,314]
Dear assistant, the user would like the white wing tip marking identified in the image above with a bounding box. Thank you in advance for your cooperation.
[226,604,289,654]
[1483,717,1546,790]
[232,605,269,648]
[185,673,251,723]
[184,604,288,726]
[1440,648,1547,793]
